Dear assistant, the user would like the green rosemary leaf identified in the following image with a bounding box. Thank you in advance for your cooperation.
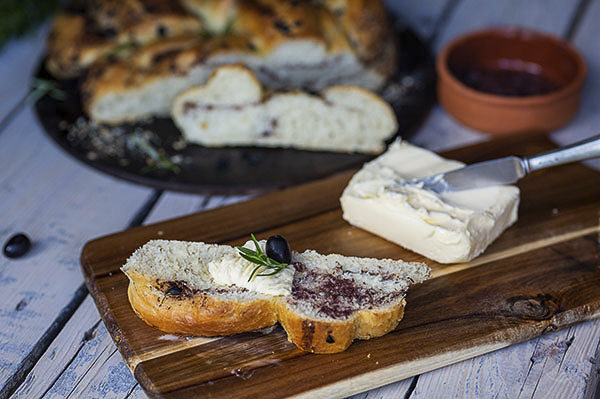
[158,154,181,173]
[130,134,180,174]
[250,233,262,253]
[222,17,236,35]
[248,265,264,282]
[256,268,284,277]
[103,40,136,58]
[26,78,67,105]
[238,252,261,264]
[49,89,67,101]
[238,234,290,282]
[236,246,256,256]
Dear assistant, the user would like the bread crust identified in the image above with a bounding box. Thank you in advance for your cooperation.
[46,0,397,98]
[80,35,252,122]
[46,6,202,79]
[125,270,408,353]
[121,239,429,354]
[126,272,278,336]
[276,299,405,353]
[321,0,392,61]
[46,12,115,79]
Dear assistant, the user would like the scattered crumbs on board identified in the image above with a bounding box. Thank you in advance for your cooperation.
[159,334,182,341]
[60,116,186,172]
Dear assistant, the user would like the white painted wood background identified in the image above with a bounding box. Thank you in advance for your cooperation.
[1,1,599,398]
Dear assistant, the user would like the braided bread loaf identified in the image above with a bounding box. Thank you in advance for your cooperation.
[46,0,398,124]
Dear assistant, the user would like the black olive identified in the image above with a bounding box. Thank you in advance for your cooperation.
[3,233,31,258]
[156,25,168,38]
[266,235,291,264]
[167,286,182,295]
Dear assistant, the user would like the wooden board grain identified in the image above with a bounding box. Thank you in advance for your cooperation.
[81,133,600,398]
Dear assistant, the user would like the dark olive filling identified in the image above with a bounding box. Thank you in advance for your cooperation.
[155,279,248,299]
[290,269,405,319]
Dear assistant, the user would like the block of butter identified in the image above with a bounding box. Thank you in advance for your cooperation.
[340,141,520,263]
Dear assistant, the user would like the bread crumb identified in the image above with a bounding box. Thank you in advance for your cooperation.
[159,334,181,341]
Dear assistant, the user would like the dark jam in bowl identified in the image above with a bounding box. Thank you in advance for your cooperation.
[450,64,562,97]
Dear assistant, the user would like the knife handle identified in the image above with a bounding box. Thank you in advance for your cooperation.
[522,134,600,174]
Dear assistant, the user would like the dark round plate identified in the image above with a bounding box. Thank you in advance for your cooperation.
[34,26,435,194]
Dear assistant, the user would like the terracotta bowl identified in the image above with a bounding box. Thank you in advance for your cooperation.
[437,27,587,135]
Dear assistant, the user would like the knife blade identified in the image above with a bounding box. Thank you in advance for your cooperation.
[402,133,600,194]
[406,156,526,194]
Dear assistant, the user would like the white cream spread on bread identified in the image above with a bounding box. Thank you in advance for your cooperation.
[208,240,295,296]
[340,141,520,263]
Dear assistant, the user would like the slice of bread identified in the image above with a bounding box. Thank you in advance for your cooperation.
[171,65,398,153]
[121,239,430,353]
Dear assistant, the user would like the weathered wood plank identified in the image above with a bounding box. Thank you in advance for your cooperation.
[522,322,599,399]
[9,191,253,398]
[0,106,152,396]
[0,25,48,126]
[10,193,255,398]
[143,193,254,226]
[126,385,147,399]
[551,0,600,171]
[39,324,136,399]
[11,296,106,398]
[10,296,139,399]
[348,379,413,399]
[403,320,600,399]
[584,331,600,399]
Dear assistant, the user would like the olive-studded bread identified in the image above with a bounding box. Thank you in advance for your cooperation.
[47,0,397,124]
[121,239,430,354]
[171,65,398,153]
[46,1,203,79]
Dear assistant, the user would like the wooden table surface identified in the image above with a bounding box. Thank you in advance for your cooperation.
[1,1,599,398]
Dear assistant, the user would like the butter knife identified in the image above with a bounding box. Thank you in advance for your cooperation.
[406,134,600,194]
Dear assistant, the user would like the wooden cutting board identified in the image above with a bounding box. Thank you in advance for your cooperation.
[80,133,600,399]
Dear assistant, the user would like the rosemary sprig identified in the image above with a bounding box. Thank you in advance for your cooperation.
[222,17,236,35]
[26,78,67,105]
[237,234,288,282]
[129,134,181,174]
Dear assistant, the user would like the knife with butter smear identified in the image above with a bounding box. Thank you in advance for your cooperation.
[404,134,600,194]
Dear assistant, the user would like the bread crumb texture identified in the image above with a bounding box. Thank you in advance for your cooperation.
[172,65,398,153]
[121,239,429,352]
